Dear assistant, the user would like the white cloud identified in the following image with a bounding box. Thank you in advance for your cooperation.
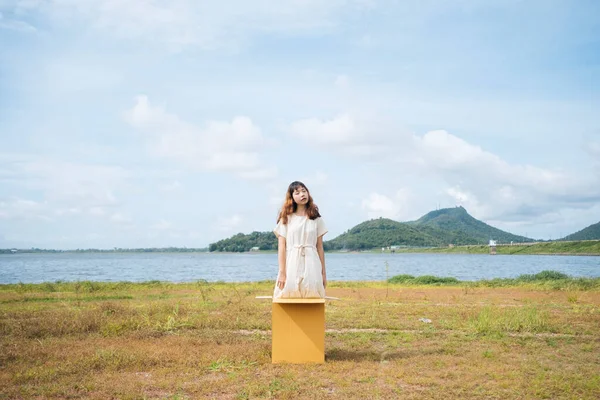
[0,154,131,226]
[288,112,411,158]
[289,114,360,145]
[360,188,416,220]
[7,0,372,50]
[217,214,243,232]
[291,113,600,225]
[125,95,276,179]
[415,130,582,193]
[0,198,51,221]
[414,130,600,221]
[0,11,36,32]
[6,156,127,208]
[362,192,398,219]
[446,186,475,207]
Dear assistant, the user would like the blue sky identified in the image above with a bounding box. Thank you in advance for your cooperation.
[1,0,599,249]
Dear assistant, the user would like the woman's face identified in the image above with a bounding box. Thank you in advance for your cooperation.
[291,186,309,206]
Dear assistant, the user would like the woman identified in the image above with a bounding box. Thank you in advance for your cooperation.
[273,181,328,299]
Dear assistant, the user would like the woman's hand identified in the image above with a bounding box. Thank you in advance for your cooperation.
[277,236,286,290]
[322,272,327,289]
[277,270,286,289]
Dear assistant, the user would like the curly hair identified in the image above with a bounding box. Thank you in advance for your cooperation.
[276,181,321,224]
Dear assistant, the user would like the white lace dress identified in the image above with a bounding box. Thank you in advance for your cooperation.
[273,214,328,299]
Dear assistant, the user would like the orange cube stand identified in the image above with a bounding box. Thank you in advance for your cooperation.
[271,298,325,364]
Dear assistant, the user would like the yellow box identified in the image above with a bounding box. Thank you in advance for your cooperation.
[271,298,325,364]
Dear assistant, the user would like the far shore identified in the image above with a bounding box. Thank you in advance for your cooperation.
[3,239,600,256]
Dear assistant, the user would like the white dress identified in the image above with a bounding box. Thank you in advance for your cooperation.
[273,214,328,299]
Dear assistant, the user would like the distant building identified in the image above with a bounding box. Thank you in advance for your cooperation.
[250,246,260,252]
[489,240,497,255]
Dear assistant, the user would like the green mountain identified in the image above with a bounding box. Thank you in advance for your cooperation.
[209,207,534,252]
[324,218,443,250]
[562,221,600,241]
[406,206,533,245]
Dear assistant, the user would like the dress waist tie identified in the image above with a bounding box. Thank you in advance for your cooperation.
[293,244,316,287]
[293,244,315,257]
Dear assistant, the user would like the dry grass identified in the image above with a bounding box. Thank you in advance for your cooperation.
[1,281,599,399]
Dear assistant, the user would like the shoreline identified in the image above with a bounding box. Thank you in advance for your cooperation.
[3,239,600,256]
[2,271,599,291]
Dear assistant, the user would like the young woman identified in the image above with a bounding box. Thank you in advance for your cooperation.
[273,181,328,299]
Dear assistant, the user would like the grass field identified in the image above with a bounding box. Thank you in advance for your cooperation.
[1,275,599,399]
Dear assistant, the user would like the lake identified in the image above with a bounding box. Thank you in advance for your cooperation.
[0,252,598,284]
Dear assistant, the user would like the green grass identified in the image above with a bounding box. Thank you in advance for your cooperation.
[387,270,600,290]
[470,305,550,336]
[0,295,134,304]
[388,275,460,285]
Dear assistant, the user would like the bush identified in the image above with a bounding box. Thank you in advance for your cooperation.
[412,275,459,285]
[517,270,571,281]
[387,274,459,285]
[387,274,415,283]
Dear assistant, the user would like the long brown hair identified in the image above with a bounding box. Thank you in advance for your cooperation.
[276,181,321,224]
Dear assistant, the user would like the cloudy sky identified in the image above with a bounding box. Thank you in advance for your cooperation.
[1,0,599,249]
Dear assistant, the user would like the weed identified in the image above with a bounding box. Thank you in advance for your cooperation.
[207,357,257,373]
[471,305,550,335]
[196,279,214,303]
[567,294,578,303]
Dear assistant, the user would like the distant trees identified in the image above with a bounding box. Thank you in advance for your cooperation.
[209,231,278,252]
[0,247,208,254]
[562,221,600,241]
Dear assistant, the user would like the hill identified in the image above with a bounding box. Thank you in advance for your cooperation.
[562,221,600,241]
[407,206,533,245]
[324,218,442,250]
[209,207,535,252]
[208,231,276,252]
[326,207,532,250]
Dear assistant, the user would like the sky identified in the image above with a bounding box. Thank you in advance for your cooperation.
[0,0,599,249]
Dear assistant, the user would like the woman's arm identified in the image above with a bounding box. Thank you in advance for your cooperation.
[277,235,286,289]
[316,235,326,289]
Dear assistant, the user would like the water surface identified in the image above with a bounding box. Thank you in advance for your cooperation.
[1,252,598,284]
